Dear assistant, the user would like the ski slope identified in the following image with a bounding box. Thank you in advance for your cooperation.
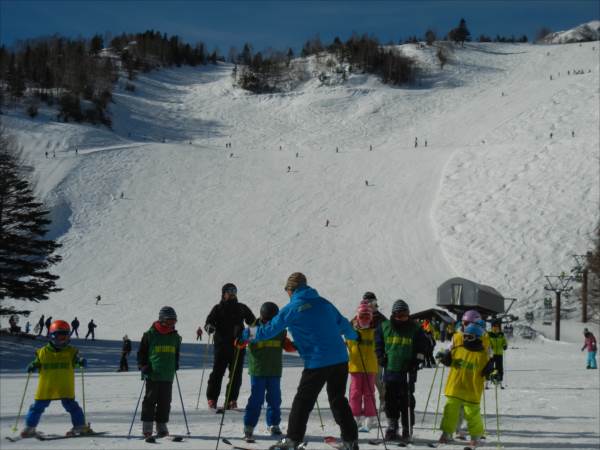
[0,38,599,450]
[1,42,598,342]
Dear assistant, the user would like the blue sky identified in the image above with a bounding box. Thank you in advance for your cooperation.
[1,1,598,53]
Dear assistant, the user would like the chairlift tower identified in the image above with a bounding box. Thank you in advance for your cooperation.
[543,273,575,341]
[572,252,592,323]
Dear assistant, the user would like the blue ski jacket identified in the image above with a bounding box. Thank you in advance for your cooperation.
[251,285,357,369]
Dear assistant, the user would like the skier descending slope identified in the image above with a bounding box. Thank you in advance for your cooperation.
[20,320,91,438]
[240,272,360,450]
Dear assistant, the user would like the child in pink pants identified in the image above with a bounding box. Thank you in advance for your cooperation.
[347,303,378,431]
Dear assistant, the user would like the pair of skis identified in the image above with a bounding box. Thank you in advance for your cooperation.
[144,434,184,443]
[5,430,108,442]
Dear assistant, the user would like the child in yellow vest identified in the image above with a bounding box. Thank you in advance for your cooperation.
[21,320,89,438]
[347,303,378,432]
[436,323,494,448]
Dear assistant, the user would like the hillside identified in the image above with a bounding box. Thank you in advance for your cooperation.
[1,41,598,341]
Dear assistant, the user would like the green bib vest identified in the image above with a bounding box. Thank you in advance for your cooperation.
[248,331,286,377]
[381,320,418,372]
[147,327,181,382]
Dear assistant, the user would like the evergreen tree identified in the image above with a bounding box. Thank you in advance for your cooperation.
[0,129,62,316]
[449,18,471,47]
[90,34,104,56]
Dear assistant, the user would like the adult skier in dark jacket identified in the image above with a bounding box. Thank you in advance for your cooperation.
[204,283,255,409]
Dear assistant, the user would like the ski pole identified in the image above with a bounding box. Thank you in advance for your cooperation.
[315,399,325,430]
[128,380,145,439]
[482,383,487,435]
[80,366,87,425]
[12,372,31,432]
[195,334,212,409]
[421,363,439,425]
[432,365,445,432]
[356,342,387,449]
[215,344,242,450]
[495,380,501,448]
[175,372,191,435]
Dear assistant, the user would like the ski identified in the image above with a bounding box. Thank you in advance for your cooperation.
[144,434,185,443]
[222,437,256,450]
[35,431,109,441]
[216,407,245,414]
[368,438,408,447]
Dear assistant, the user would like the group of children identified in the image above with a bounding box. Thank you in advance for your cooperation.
[18,297,508,449]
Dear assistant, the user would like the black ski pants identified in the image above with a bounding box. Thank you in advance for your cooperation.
[206,345,245,403]
[384,371,416,434]
[119,352,129,371]
[287,362,358,443]
[492,355,504,381]
[141,380,173,423]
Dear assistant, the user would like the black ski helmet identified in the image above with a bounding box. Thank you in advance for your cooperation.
[158,306,177,321]
[222,283,237,295]
[363,291,377,301]
[391,299,410,314]
[260,302,279,322]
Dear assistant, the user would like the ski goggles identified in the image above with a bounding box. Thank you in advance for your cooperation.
[223,287,237,294]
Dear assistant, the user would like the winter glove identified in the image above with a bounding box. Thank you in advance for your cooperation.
[196,326,203,341]
[140,365,151,380]
[378,355,388,368]
[503,345,507,350]
[76,358,88,369]
[354,332,362,344]
[26,362,37,373]
[204,323,216,335]
[412,353,425,370]
[488,370,501,384]
[234,338,249,350]
[435,351,445,361]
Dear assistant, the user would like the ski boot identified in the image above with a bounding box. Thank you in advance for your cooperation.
[156,422,169,438]
[208,399,217,410]
[438,432,453,444]
[468,437,483,448]
[243,425,254,441]
[20,427,37,438]
[67,424,94,436]
[269,425,283,436]
[227,400,238,410]
[142,421,153,438]
[269,437,300,449]
[341,440,359,450]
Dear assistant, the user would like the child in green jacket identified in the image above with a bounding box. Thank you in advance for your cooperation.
[137,306,182,438]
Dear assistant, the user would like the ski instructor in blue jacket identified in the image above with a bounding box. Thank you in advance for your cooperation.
[241,272,360,450]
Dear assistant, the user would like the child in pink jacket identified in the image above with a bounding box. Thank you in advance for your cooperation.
[581,329,597,369]
[347,303,378,432]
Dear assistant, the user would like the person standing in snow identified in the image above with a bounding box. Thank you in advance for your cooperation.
[119,335,132,372]
[20,320,91,438]
[36,315,45,336]
[581,329,597,369]
[347,302,378,432]
[488,320,508,388]
[85,320,97,341]
[240,272,360,450]
[375,299,428,442]
[435,323,495,448]
[70,317,80,338]
[44,316,53,337]
[204,283,256,410]
[241,302,296,440]
[137,306,181,438]
[361,292,386,409]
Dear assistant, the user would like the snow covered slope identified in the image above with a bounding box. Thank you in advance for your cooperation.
[541,20,600,44]
[1,41,598,341]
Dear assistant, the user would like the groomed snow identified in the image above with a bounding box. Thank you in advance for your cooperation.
[0,39,599,449]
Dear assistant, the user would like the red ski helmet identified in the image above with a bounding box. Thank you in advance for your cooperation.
[49,320,71,348]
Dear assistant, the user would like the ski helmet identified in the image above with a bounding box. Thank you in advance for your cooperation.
[158,306,177,322]
[49,320,71,348]
[222,283,237,295]
[260,302,279,322]
[357,304,373,328]
[392,299,410,314]
[461,309,481,324]
[463,323,484,340]
[362,291,377,301]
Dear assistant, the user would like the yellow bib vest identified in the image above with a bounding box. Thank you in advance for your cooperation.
[444,345,489,404]
[347,328,378,373]
[34,345,78,400]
